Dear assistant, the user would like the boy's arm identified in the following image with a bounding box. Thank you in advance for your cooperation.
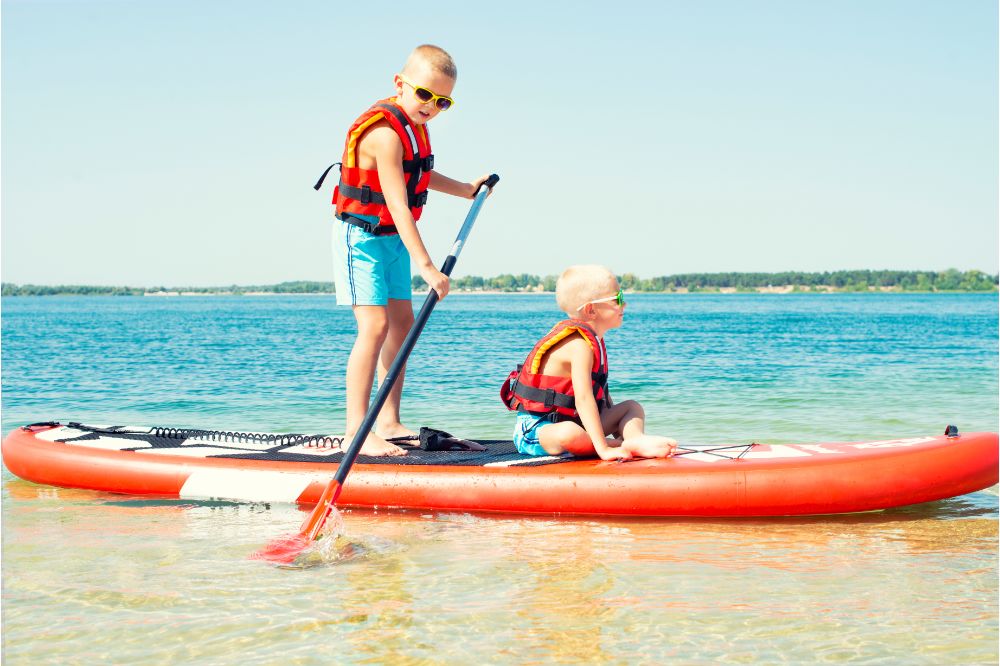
[568,339,630,461]
[428,171,491,199]
[369,126,449,298]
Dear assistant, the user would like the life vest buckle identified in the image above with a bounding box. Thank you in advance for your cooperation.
[542,388,556,408]
[423,155,435,171]
[359,185,372,205]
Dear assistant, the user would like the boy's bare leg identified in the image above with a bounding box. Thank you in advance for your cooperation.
[374,298,418,440]
[601,401,677,458]
[538,422,623,457]
[345,305,406,457]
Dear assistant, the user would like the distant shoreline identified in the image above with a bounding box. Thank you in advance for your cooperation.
[3,269,997,296]
[2,286,997,297]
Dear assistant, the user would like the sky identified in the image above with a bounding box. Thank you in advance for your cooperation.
[2,0,997,287]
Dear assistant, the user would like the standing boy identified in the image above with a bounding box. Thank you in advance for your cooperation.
[328,45,490,456]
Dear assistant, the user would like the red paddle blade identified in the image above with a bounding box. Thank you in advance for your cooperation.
[250,480,342,564]
[299,480,340,541]
[249,533,313,564]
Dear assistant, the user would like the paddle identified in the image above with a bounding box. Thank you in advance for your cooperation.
[253,174,500,564]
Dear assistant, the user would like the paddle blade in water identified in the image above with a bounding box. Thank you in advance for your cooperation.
[251,479,341,564]
[299,479,340,541]
[249,533,313,564]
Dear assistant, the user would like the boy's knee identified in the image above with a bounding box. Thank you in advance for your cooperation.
[389,308,415,330]
[355,311,390,343]
[622,400,644,416]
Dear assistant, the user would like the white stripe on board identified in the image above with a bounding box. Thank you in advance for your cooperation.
[182,437,284,451]
[63,436,152,450]
[277,445,344,457]
[851,437,935,449]
[37,427,91,442]
[138,446,250,457]
[741,447,812,460]
[676,452,728,463]
[485,454,573,467]
[180,468,325,503]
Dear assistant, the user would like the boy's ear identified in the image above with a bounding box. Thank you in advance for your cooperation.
[393,74,404,93]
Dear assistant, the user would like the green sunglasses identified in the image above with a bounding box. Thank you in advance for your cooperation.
[577,288,625,311]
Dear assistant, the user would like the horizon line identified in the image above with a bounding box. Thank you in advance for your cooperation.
[3,267,998,290]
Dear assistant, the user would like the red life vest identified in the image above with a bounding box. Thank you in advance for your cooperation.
[500,320,610,421]
[314,98,433,235]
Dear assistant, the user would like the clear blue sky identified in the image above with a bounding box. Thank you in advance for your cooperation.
[2,0,997,287]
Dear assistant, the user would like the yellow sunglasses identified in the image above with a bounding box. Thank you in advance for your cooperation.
[398,74,454,111]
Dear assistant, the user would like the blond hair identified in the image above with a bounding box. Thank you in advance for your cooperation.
[402,44,457,79]
[555,265,618,316]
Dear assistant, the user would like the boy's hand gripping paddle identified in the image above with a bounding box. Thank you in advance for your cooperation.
[253,174,500,564]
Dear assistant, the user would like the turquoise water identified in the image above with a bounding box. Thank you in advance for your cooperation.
[2,293,998,663]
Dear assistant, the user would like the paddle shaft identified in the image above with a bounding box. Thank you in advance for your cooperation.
[303,174,499,539]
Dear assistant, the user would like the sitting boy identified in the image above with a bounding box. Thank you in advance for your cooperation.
[501,265,678,460]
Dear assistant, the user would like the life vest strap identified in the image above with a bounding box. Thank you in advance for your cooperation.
[510,379,577,410]
[403,155,434,172]
[337,213,399,236]
[338,182,385,206]
[337,182,428,209]
[520,410,582,425]
[314,162,342,191]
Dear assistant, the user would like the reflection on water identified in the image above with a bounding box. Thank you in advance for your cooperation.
[3,478,995,664]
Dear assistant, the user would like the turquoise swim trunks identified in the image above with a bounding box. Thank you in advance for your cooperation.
[513,411,555,457]
[332,216,412,306]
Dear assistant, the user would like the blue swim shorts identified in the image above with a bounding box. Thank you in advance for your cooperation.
[332,216,412,306]
[513,411,556,457]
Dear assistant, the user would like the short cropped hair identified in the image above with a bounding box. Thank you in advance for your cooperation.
[403,44,458,79]
[555,265,618,316]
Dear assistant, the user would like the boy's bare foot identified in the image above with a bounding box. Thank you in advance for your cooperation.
[622,435,678,459]
[376,423,419,442]
[344,431,408,457]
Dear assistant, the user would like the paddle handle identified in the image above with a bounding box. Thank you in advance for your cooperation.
[303,174,499,539]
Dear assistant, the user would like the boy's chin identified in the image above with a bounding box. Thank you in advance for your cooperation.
[406,108,433,124]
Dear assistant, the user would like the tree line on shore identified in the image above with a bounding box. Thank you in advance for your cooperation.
[0,281,334,297]
[3,270,997,296]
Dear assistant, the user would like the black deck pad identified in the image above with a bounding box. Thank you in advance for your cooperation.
[218,440,560,466]
[54,423,575,467]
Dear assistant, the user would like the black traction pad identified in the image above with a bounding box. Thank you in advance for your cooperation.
[53,424,575,468]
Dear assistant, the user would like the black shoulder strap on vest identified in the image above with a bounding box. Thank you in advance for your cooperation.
[314,162,342,191]
[375,103,427,207]
[375,103,419,155]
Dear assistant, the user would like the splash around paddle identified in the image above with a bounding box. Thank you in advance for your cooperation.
[253,507,389,569]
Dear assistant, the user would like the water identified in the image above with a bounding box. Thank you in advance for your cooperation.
[2,293,998,663]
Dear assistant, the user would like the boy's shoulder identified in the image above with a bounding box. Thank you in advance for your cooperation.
[356,119,403,155]
[545,332,595,364]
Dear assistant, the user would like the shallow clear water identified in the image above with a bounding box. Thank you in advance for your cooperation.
[3,293,998,664]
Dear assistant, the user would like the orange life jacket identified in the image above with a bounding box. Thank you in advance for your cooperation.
[500,320,610,421]
[314,98,433,235]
